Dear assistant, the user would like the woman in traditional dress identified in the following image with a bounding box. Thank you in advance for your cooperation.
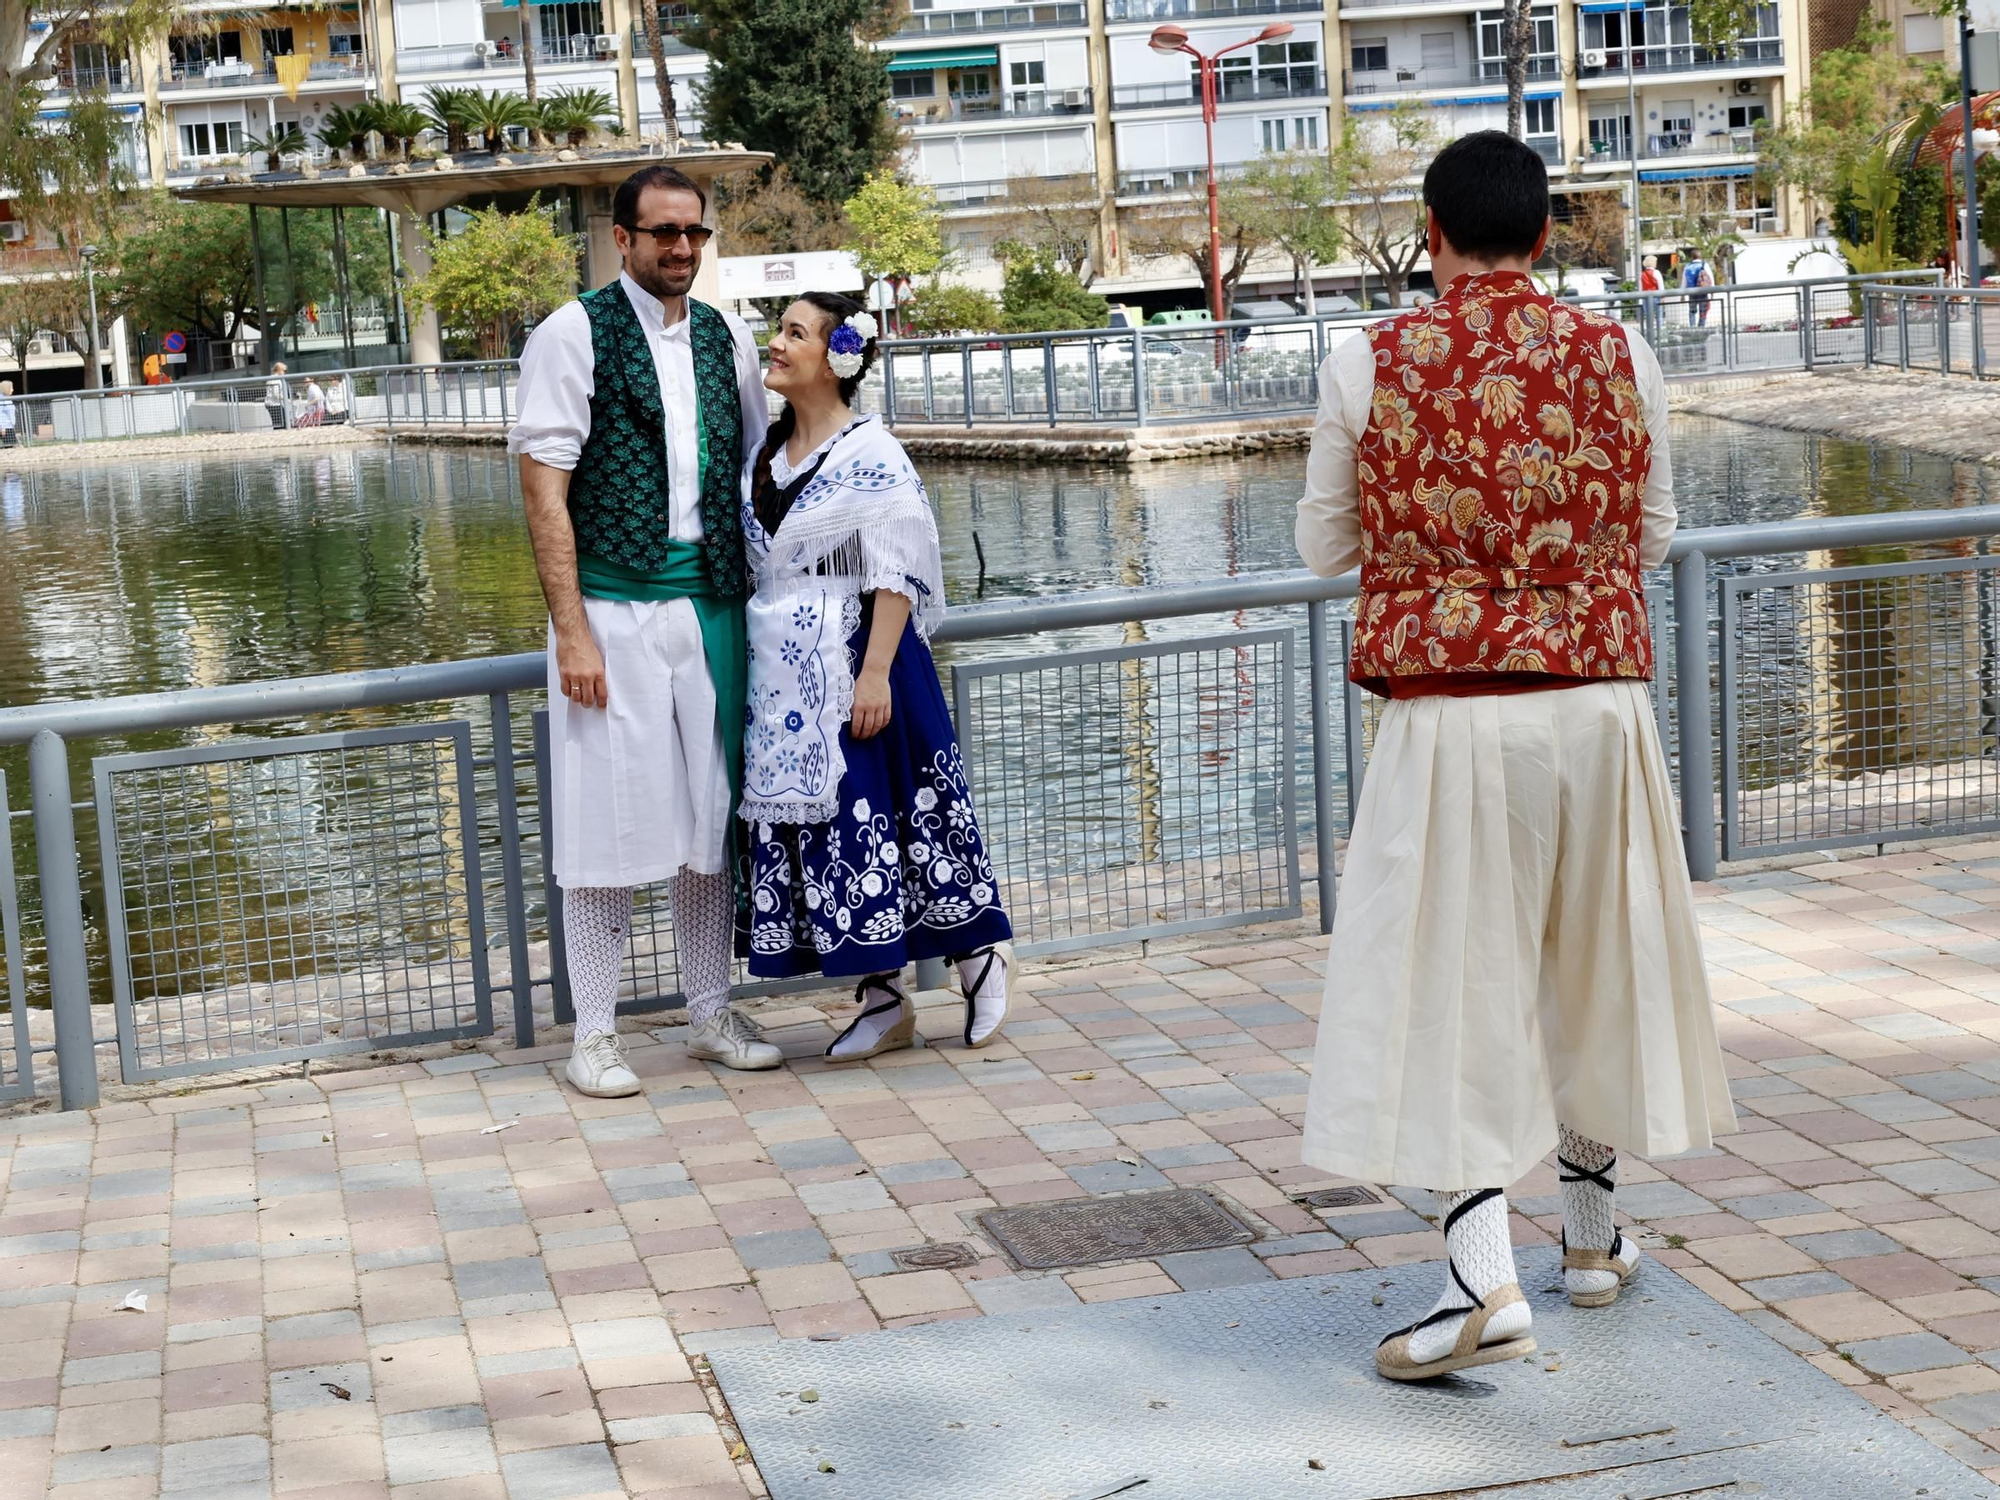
[739,291,1012,1061]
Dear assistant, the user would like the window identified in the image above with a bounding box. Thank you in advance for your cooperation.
[1658,100,1693,148]
[1727,101,1767,130]
[1255,38,1318,95]
[1351,39,1388,73]
[1211,51,1253,101]
[536,2,604,56]
[1587,107,1630,158]
[1904,13,1944,51]
[178,118,243,158]
[259,27,293,58]
[1524,97,1556,136]
[1261,114,1320,151]
[1009,59,1044,86]
[952,68,993,98]
[1419,32,1457,73]
[891,71,937,99]
[1475,7,1556,76]
[328,29,362,57]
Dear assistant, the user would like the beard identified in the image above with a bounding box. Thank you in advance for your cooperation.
[631,254,696,300]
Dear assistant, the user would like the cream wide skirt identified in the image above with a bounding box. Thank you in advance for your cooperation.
[1300,680,1736,1192]
[546,596,730,890]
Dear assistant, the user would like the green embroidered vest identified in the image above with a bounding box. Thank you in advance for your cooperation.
[569,282,747,597]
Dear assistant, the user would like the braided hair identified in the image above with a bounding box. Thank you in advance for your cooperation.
[752,291,879,535]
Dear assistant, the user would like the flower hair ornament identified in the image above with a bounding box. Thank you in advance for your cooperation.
[825,311,878,378]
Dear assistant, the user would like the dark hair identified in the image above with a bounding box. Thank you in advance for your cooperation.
[751,291,878,534]
[1422,130,1549,262]
[612,164,707,229]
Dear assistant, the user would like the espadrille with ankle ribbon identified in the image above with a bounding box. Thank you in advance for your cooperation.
[1375,1283,1537,1381]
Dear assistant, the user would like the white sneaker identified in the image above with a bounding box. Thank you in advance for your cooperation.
[686,1008,783,1071]
[566,1029,641,1098]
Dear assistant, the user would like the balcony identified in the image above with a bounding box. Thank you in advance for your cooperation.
[932,172,1098,209]
[1114,161,1253,197]
[1106,0,1323,20]
[1111,69,1327,111]
[1346,56,1558,95]
[895,88,1095,124]
[1530,135,1561,164]
[158,53,370,93]
[50,60,138,94]
[1336,0,1481,9]
[1580,127,1761,165]
[1576,39,1783,82]
[395,36,618,75]
[894,4,1087,37]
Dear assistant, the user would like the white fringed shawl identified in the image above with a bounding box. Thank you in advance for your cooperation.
[739,415,946,826]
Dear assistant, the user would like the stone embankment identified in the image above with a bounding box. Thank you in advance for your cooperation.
[0,423,375,470]
[1671,368,2000,466]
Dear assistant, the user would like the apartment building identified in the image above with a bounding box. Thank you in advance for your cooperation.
[8,0,1810,299]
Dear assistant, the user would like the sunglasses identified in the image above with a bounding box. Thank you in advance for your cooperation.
[630,222,713,248]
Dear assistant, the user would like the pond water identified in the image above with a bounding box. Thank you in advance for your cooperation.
[0,417,1995,1017]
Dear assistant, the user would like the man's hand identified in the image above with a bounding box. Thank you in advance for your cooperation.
[850,668,892,739]
[556,628,608,709]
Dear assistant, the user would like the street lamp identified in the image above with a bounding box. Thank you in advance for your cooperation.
[79,243,103,391]
[1149,20,1294,324]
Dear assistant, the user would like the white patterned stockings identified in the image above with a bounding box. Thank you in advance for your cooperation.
[564,872,735,1036]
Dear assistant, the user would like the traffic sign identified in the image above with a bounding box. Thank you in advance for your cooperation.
[162,330,187,354]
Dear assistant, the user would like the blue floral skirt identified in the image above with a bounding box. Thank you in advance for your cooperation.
[742,611,1013,980]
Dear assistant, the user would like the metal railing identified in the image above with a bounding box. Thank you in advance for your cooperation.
[1859,283,1996,382]
[0,371,366,447]
[158,54,370,91]
[935,173,1099,209]
[1346,58,1558,95]
[1575,38,1784,79]
[9,506,2000,1110]
[1106,0,1321,17]
[895,88,1095,122]
[1112,70,1328,110]
[852,271,1940,430]
[894,2,1088,34]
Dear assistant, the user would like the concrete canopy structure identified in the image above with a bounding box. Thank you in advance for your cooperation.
[175,145,773,364]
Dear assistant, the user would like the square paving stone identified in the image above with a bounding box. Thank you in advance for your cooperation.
[876,1159,970,1186]
[162,1435,270,1492]
[1614,1181,1718,1218]
[499,1442,623,1499]
[271,1361,373,1411]
[1837,1332,1971,1377]
[385,1423,499,1486]
[1850,1093,1956,1125]
[1142,1143,1239,1170]
[1718,1192,1831,1222]
[1876,1160,2000,1197]
[1785,1229,1905,1262]
[51,1445,160,1484]
[735,1228,835,1270]
[969,1275,1084,1314]
[1741,1272,1855,1302]
[1322,1209,1433,1241]
[1156,1247,1274,1290]
[1092,1104,1183,1126]
[1023,1122,1117,1153]
[768,1137,864,1171]
[1899,1071,2000,1103]
[1929,1390,2000,1436]
[1067,1160,1173,1194]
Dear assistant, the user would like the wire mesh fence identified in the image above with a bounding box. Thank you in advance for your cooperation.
[951,628,1300,954]
[93,723,493,1081]
[1720,556,2000,859]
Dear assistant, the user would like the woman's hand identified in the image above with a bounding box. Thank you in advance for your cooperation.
[850,667,892,739]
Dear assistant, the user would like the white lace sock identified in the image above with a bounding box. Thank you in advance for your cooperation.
[827,972,912,1061]
[1404,1188,1531,1365]
[1559,1124,1637,1299]
[670,868,734,1028]
[564,885,634,1037]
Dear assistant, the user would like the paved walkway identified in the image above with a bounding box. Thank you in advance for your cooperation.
[15,840,2000,1496]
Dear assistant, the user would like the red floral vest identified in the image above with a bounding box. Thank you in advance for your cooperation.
[1349,270,1654,698]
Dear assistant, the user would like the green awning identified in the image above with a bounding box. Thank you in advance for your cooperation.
[885,48,998,73]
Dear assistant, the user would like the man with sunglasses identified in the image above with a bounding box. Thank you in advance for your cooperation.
[510,163,782,1094]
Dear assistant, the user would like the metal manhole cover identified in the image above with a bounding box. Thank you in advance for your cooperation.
[977,1189,1254,1270]
[889,1242,980,1272]
[1292,1185,1381,1210]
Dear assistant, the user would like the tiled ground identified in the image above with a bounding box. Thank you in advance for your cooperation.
[20,841,2000,1496]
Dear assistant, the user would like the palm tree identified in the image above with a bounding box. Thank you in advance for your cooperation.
[246,125,307,174]
[520,2,541,145]
[422,86,479,155]
[465,89,535,154]
[636,0,679,145]
[540,86,614,149]
[375,101,429,160]
[319,103,373,162]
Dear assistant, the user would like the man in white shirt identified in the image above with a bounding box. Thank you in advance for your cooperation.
[508,164,781,1093]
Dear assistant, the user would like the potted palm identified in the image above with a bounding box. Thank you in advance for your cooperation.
[422,86,478,155]
[540,86,614,150]
[374,101,429,159]
[465,89,535,154]
[246,125,307,173]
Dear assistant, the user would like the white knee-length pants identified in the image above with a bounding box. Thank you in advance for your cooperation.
[547,596,729,890]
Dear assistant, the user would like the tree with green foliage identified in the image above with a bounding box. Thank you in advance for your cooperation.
[407,201,578,358]
[466,90,536,154]
[996,246,1109,332]
[539,87,614,149]
[689,0,900,206]
[109,194,391,353]
[1335,103,1439,309]
[636,0,682,144]
[997,172,1102,283]
[0,272,90,386]
[902,281,1002,336]
[843,173,946,333]
[372,103,430,161]
[1224,150,1345,315]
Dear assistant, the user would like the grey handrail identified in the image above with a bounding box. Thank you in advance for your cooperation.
[4,504,1999,745]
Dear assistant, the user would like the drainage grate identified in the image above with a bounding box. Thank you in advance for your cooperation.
[977,1189,1254,1271]
[889,1242,980,1272]
[1292,1185,1380,1210]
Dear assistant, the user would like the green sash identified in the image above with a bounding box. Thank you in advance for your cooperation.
[577,547,747,806]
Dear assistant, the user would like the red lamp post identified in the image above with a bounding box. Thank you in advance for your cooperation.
[1148,20,1294,324]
